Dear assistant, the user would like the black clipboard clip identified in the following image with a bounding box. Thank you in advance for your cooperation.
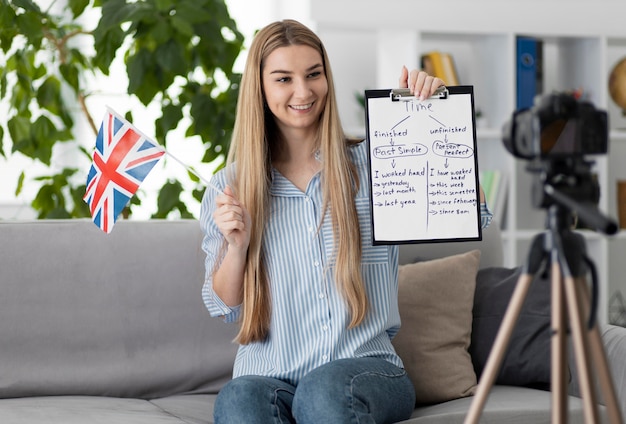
[390,86,448,101]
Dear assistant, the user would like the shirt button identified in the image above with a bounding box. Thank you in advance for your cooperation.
[308,226,314,233]
[322,325,328,331]
[322,355,328,361]
[318,292,325,299]
[313,261,320,267]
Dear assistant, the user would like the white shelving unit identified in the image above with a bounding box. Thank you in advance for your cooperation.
[310,0,626,324]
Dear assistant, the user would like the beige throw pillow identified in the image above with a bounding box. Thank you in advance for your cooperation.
[393,249,481,405]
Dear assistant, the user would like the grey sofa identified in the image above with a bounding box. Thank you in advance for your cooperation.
[0,219,624,423]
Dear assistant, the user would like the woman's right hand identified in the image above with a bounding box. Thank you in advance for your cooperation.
[399,66,445,101]
[213,185,251,253]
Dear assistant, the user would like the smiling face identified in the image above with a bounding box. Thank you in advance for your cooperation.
[262,44,328,141]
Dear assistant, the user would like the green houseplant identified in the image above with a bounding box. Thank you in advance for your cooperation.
[0,0,244,218]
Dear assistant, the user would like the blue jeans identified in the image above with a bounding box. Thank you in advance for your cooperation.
[213,357,415,424]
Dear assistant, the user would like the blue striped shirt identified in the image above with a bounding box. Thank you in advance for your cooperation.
[200,140,493,385]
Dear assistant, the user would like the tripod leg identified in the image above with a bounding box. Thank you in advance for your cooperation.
[464,273,535,424]
[575,277,625,424]
[551,263,568,424]
[563,274,600,423]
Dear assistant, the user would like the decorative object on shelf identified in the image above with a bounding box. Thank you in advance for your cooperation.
[479,169,507,228]
[609,57,626,115]
[516,36,543,110]
[421,51,459,86]
[609,291,626,328]
[617,180,626,229]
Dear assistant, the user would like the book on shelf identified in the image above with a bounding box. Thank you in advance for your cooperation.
[421,51,459,86]
[479,169,508,227]
[516,36,543,110]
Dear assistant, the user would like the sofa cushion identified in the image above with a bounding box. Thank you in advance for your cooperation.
[408,385,604,424]
[149,394,216,424]
[393,250,480,405]
[470,266,551,389]
[0,396,188,424]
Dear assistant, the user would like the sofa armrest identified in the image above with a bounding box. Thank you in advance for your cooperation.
[601,324,626,417]
[568,324,626,418]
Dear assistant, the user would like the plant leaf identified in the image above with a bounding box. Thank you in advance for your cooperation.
[155,38,187,75]
[127,48,160,104]
[70,184,91,217]
[15,171,25,196]
[11,0,42,13]
[93,24,125,74]
[156,102,183,139]
[0,125,4,158]
[59,63,80,93]
[68,0,90,17]
[153,180,184,218]
[8,116,31,151]
[36,75,63,116]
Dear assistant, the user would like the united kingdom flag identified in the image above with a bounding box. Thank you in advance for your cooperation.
[84,108,165,233]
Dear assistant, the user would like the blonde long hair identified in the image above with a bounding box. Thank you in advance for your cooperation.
[227,19,366,344]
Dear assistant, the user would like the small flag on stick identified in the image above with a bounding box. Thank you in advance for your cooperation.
[84,108,165,233]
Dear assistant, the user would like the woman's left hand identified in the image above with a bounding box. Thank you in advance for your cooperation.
[399,66,445,101]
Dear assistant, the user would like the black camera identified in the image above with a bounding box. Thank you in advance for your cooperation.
[500,92,617,235]
[502,92,608,160]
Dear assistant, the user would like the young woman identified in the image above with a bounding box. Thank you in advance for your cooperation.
[200,19,492,424]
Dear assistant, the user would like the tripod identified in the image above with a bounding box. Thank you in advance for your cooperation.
[465,200,624,423]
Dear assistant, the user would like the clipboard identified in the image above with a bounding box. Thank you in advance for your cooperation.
[365,85,482,245]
